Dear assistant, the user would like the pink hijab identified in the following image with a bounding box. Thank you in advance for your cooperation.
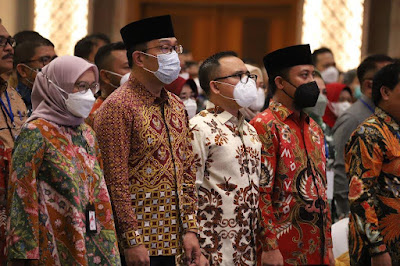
[27,55,99,126]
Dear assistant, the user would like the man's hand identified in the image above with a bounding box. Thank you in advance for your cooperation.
[124,245,150,266]
[183,231,201,266]
[261,249,284,266]
[328,248,335,266]
[199,253,210,266]
[371,252,392,266]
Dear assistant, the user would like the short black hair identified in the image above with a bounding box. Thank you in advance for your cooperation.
[357,54,393,83]
[198,51,238,95]
[267,67,290,97]
[94,42,126,71]
[372,62,400,106]
[311,47,333,66]
[14,38,54,67]
[74,33,111,60]
[14,31,44,46]
[126,42,147,68]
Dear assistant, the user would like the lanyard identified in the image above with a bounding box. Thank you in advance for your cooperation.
[0,90,15,127]
[359,98,375,114]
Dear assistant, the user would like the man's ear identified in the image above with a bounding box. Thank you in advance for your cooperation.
[363,79,373,91]
[275,76,285,90]
[209,81,220,95]
[132,51,144,67]
[16,64,29,78]
[380,86,391,101]
[99,69,110,84]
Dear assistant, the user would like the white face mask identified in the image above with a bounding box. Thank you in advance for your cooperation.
[215,78,258,108]
[321,66,339,84]
[120,72,130,85]
[248,87,266,111]
[51,82,96,118]
[330,101,352,117]
[183,98,197,119]
[103,70,123,88]
[142,51,181,84]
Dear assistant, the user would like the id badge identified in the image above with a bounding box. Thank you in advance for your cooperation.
[86,203,97,235]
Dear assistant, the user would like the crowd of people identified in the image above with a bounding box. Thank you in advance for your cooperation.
[0,13,398,266]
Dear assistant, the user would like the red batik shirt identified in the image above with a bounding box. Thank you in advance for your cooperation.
[250,100,332,265]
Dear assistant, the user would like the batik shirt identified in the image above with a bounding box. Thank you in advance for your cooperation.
[250,100,332,265]
[93,77,198,256]
[190,102,261,265]
[7,118,121,265]
[0,140,10,265]
[85,97,104,128]
[0,80,28,149]
[346,107,400,265]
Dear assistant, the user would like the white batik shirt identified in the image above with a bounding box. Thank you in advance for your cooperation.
[190,101,261,266]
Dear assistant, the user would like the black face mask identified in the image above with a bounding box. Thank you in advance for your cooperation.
[283,80,320,110]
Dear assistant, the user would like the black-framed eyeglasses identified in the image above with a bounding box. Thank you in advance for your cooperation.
[24,55,58,67]
[213,72,257,84]
[143,44,183,55]
[0,36,15,48]
[74,81,100,94]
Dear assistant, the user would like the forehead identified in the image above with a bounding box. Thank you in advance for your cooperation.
[317,52,334,63]
[147,37,177,46]
[0,25,10,37]
[217,56,246,75]
[289,64,314,74]
[110,49,127,61]
[33,45,56,57]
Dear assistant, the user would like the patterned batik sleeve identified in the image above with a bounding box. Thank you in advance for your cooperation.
[93,100,143,248]
[251,120,280,251]
[189,122,208,190]
[7,124,45,260]
[179,120,199,232]
[345,129,386,255]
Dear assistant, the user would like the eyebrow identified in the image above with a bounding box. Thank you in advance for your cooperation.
[158,38,177,44]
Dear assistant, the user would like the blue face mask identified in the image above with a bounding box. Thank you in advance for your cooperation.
[353,85,362,99]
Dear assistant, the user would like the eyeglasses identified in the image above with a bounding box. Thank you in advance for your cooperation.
[24,55,58,67]
[143,44,183,55]
[74,81,100,94]
[213,72,257,84]
[0,36,16,48]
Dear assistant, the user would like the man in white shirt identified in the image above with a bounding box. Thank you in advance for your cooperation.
[190,51,261,265]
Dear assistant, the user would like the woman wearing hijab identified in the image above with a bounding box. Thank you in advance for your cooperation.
[7,56,121,265]
[323,82,353,128]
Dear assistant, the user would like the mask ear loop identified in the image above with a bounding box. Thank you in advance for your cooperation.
[40,72,69,100]
[281,78,297,100]
[139,51,158,74]
[212,80,240,102]
[21,64,40,86]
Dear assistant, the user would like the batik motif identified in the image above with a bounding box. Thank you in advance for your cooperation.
[93,77,197,256]
[346,107,400,265]
[7,118,120,265]
[250,100,332,265]
[190,102,261,265]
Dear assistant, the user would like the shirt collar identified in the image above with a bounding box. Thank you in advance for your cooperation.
[127,76,171,106]
[375,107,400,133]
[206,101,244,127]
[269,100,310,124]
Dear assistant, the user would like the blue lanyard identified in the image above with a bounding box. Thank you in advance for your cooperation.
[324,137,329,159]
[0,90,15,127]
[359,98,375,114]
